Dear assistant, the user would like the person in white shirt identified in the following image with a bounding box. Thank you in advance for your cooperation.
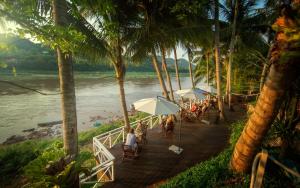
[125,128,138,154]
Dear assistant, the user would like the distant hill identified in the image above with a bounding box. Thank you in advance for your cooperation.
[0,34,189,73]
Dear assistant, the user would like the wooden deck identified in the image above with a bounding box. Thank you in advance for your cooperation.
[102,107,245,188]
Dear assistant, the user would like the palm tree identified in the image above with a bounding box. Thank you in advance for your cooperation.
[225,0,239,110]
[161,45,175,101]
[151,49,170,99]
[187,46,196,88]
[0,0,81,156]
[52,0,78,156]
[230,0,300,172]
[71,0,143,131]
[173,47,182,90]
[214,0,225,120]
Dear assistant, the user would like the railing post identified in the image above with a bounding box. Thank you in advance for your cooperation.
[122,127,125,142]
[109,133,112,148]
[150,116,153,129]
[112,161,115,181]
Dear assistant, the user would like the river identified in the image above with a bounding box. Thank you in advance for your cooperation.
[0,74,200,143]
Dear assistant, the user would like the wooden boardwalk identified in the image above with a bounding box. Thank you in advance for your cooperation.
[102,107,245,188]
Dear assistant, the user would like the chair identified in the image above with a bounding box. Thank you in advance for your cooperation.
[141,123,148,144]
[122,144,138,161]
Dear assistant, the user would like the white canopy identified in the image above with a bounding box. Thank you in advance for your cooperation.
[133,97,179,115]
[175,88,206,100]
[198,85,216,94]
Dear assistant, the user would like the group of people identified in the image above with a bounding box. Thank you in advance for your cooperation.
[183,97,217,121]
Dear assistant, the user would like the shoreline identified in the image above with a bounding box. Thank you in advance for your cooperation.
[1,112,133,145]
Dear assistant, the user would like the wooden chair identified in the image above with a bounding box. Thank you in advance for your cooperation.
[181,108,196,122]
[141,123,148,144]
[122,144,138,161]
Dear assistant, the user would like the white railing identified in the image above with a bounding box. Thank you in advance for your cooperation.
[80,115,160,187]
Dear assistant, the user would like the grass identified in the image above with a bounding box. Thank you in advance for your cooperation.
[160,120,250,188]
[0,112,148,187]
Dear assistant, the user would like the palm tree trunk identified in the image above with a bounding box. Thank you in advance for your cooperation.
[151,49,170,100]
[173,47,182,90]
[206,52,210,86]
[214,0,225,120]
[259,62,270,91]
[230,1,300,172]
[187,47,195,88]
[227,0,239,110]
[161,46,175,101]
[114,44,130,131]
[52,0,78,156]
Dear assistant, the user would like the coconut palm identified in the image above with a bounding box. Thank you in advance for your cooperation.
[230,0,300,172]
[52,0,78,156]
[173,47,182,90]
[127,0,205,100]
[161,45,175,101]
[213,0,225,120]
[0,0,81,156]
[70,0,145,131]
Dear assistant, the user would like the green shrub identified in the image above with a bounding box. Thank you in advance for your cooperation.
[0,139,52,184]
[23,141,65,182]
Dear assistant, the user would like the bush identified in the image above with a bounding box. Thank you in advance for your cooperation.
[0,139,52,185]
[23,141,65,182]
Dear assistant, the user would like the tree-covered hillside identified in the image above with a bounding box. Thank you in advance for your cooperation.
[0,34,190,73]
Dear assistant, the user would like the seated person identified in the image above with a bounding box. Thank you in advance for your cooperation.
[160,115,167,128]
[135,121,143,142]
[125,128,138,155]
[164,115,175,135]
[191,103,198,112]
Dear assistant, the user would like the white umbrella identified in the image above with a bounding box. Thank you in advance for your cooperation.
[133,96,183,154]
[175,88,206,100]
[133,96,179,115]
[199,85,216,94]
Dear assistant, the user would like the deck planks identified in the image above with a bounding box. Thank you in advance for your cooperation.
[102,108,245,188]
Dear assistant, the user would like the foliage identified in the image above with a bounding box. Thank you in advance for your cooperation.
[0,112,148,186]
[23,141,65,184]
[161,120,250,188]
[0,139,52,185]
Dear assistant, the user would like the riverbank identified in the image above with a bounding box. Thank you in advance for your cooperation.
[0,71,191,80]
[0,111,148,187]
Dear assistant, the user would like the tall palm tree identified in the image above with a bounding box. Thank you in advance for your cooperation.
[214,0,225,120]
[173,47,182,90]
[52,0,78,156]
[187,46,196,88]
[161,45,175,101]
[226,0,239,110]
[230,0,300,172]
[72,0,142,131]
[0,0,80,156]
[151,49,170,99]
